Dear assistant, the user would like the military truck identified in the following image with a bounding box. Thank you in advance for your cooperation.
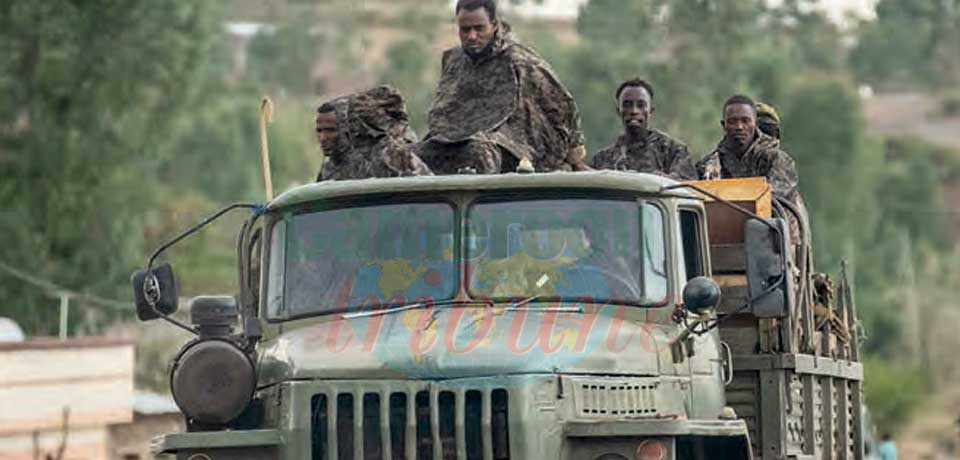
[133,171,863,460]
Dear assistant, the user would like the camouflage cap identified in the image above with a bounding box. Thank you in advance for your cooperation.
[755,102,780,125]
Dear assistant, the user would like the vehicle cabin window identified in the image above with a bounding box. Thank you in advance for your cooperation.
[466,199,668,305]
[274,202,456,318]
[679,209,704,281]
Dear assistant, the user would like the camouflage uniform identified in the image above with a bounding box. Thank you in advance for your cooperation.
[420,22,586,174]
[316,86,432,182]
[697,131,799,198]
[590,129,698,180]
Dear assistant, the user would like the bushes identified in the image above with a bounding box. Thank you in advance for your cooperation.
[864,358,930,435]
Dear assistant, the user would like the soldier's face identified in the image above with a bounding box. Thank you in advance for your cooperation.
[315,111,339,153]
[721,103,757,148]
[457,8,497,58]
[618,86,653,134]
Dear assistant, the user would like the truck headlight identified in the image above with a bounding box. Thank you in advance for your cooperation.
[171,338,255,426]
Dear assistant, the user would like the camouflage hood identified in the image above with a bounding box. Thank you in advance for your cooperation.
[721,130,782,167]
[425,22,583,169]
[318,86,424,181]
[426,22,519,143]
[324,85,417,162]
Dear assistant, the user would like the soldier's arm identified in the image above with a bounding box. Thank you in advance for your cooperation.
[517,55,586,162]
[589,147,613,170]
[697,152,722,180]
[766,151,799,198]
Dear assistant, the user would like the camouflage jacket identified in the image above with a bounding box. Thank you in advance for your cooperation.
[590,129,698,180]
[697,131,799,198]
[425,22,585,172]
[316,86,432,182]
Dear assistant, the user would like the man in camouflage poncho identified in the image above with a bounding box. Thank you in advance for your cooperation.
[698,94,799,199]
[418,0,588,174]
[590,78,697,180]
[315,85,432,182]
[700,94,809,276]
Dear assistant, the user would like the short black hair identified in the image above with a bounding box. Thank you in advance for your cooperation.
[455,0,497,21]
[723,94,756,114]
[615,78,655,101]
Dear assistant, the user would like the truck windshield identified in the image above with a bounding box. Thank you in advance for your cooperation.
[465,199,667,305]
[278,202,457,317]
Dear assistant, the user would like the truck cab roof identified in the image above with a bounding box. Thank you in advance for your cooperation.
[268,171,697,210]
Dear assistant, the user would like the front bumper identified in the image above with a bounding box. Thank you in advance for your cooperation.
[151,375,752,460]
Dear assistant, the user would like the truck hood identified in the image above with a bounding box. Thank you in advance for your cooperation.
[257,306,679,385]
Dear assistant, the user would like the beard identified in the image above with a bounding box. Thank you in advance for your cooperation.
[322,141,351,163]
[723,134,752,155]
[463,40,495,61]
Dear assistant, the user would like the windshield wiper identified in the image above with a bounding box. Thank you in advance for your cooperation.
[341,298,493,320]
[499,274,585,313]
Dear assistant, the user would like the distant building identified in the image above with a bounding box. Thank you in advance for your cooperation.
[0,337,134,460]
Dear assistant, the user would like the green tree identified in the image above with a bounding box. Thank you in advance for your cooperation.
[0,0,216,335]
[851,0,960,89]
[782,75,878,264]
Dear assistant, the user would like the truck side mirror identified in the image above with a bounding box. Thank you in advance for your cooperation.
[744,218,793,318]
[682,277,721,315]
[132,263,179,321]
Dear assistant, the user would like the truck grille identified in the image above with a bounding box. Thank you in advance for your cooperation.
[571,377,659,418]
[311,387,510,460]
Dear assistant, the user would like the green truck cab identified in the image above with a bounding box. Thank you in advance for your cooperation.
[134,171,862,460]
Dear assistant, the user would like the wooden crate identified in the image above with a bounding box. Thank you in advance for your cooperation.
[686,178,772,245]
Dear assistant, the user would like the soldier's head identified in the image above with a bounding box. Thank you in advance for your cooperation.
[721,94,757,150]
[755,101,781,140]
[455,0,499,59]
[615,78,655,136]
[315,103,340,155]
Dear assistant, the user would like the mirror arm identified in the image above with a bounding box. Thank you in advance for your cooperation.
[674,272,788,340]
[146,203,264,274]
[141,202,264,333]
[700,274,788,334]
[153,304,199,335]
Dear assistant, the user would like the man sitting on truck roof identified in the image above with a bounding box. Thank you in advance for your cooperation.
[697,94,799,199]
[315,86,432,182]
[417,0,589,174]
[590,78,698,180]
